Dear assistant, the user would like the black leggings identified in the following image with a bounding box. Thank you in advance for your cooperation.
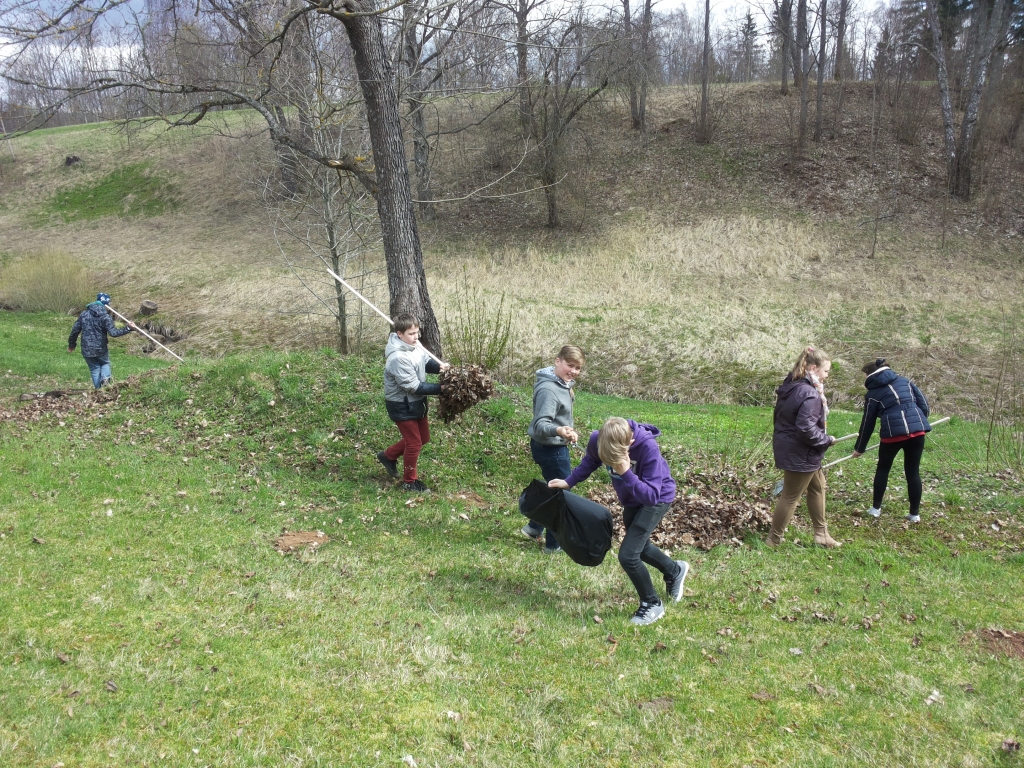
[873,435,925,515]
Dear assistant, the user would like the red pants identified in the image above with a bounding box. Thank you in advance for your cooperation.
[384,417,430,482]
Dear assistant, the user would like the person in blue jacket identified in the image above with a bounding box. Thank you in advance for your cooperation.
[67,293,137,389]
[549,417,689,627]
[852,358,931,522]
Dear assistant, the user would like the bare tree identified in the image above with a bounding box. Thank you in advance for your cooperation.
[1,0,445,353]
[813,0,827,141]
[697,0,712,143]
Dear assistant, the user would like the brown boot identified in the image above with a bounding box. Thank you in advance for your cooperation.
[765,532,783,547]
[813,528,841,548]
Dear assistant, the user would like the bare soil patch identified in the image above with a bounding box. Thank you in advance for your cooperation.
[274,530,330,553]
[979,628,1024,659]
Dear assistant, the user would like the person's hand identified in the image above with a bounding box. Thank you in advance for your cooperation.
[829,436,837,445]
[556,426,578,443]
[67,347,74,354]
[439,361,451,370]
[613,457,631,475]
[548,479,569,490]
[128,322,139,331]
[852,450,863,458]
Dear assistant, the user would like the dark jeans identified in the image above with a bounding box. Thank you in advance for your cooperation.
[873,435,925,515]
[620,502,677,604]
[526,440,571,548]
[83,354,111,389]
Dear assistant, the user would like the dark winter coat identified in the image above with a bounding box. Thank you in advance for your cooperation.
[68,302,132,358]
[854,368,931,453]
[565,420,676,508]
[772,374,833,473]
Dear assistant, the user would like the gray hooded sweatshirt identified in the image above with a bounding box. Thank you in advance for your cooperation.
[527,366,575,445]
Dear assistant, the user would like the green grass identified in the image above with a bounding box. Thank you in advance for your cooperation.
[0,311,171,396]
[1,318,1022,766]
[42,163,178,223]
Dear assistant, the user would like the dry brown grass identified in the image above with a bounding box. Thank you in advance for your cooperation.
[2,88,1022,415]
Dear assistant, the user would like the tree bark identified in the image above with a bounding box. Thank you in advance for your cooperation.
[400,1,435,221]
[813,0,826,141]
[326,4,442,354]
[833,0,849,80]
[516,0,533,135]
[779,0,792,94]
[622,0,641,129]
[796,0,810,150]
[636,0,653,130]
[697,0,711,143]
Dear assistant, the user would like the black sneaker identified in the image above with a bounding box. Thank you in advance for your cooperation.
[664,560,690,603]
[630,600,665,626]
[403,479,430,492]
[376,451,399,479]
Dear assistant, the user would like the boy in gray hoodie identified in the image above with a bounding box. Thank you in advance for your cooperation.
[521,345,585,553]
[376,314,447,492]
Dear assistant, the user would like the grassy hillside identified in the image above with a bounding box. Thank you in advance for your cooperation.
[0,86,1022,417]
[1,312,1022,766]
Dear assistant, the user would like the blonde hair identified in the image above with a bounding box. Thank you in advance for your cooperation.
[790,346,830,380]
[557,345,585,367]
[597,417,633,467]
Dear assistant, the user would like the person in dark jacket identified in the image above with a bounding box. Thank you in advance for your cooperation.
[376,314,448,492]
[768,346,840,548]
[67,293,137,389]
[852,358,931,522]
[550,417,689,626]
[521,345,585,554]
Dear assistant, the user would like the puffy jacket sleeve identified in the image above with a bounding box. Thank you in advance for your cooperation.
[386,353,423,396]
[794,394,832,449]
[68,316,83,350]
[415,381,441,396]
[564,432,601,488]
[105,314,132,338]
[425,358,441,375]
[911,381,931,421]
[855,395,882,454]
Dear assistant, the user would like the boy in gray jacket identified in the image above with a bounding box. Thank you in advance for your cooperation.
[521,345,585,553]
[376,314,447,492]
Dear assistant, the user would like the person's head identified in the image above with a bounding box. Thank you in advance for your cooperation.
[553,345,585,382]
[597,416,633,467]
[791,346,831,381]
[96,293,111,305]
[393,313,420,345]
[861,357,887,375]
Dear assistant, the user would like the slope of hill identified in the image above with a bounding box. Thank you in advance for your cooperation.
[1,85,1021,416]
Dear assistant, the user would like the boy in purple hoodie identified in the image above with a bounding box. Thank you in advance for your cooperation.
[549,417,689,626]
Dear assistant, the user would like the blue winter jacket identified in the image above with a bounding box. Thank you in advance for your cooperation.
[854,368,930,453]
[68,302,132,358]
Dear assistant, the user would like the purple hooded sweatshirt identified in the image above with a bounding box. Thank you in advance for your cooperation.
[564,420,677,508]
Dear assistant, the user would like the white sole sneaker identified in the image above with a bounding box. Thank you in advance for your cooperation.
[629,601,666,626]
[906,514,921,523]
[666,560,689,602]
[868,507,881,518]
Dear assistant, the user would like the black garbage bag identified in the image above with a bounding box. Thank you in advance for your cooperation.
[519,480,614,567]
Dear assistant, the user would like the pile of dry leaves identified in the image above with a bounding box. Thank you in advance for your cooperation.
[438,365,495,423]
[586,468,772,551]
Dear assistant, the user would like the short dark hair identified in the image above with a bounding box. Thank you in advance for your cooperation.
[861,358,887,375]
[394,313,420,333]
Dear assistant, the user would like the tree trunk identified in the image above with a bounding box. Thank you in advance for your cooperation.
[796,0,810,150]
[779,0,792,94]
[516,0,532,135]
[813,0,827,142]
[790,9,802,89]
[833,0,849,80]
[622,0,641,129]
[336,7,442,355]
[401,2,435,221]
[636,0,653,130]
[697,0,711,143]
[951,0,1009,200]
[326,212,350,355]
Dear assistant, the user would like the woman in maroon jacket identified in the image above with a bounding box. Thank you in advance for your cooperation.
[767,347,840,548]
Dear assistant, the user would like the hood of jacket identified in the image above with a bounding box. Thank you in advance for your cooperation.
[535,366,574,390]
[627,420,662,448]
[864,367,898,388]
[384,332,417,360]
[775,373,816,402]
[86,301,108,319]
